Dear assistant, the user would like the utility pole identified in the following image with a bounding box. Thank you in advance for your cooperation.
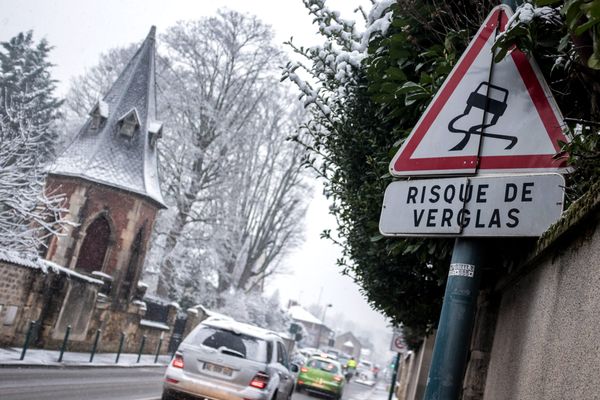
[316,303,332,348]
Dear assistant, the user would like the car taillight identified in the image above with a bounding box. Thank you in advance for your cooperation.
[300,367,309,373]
[333,375,343,382]
[172,354,184,369]
[249,372,270,389]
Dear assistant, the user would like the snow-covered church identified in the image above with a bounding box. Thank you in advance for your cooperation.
[0,27,179,354]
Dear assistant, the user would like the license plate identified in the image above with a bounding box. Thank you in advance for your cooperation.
[203,362,233,376]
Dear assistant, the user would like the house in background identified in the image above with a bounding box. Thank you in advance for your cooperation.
[288,305,333,349]
[335,331,362,360]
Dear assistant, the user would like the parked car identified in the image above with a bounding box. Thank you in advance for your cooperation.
[296,355,345,400]
[162,318,298,400]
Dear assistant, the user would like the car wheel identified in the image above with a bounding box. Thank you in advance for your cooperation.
[161,391,174,400]
[295,385,302,393]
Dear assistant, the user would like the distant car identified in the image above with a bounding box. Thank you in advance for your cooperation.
[354,369,376,387]
[298,347,320,359]
[296,355,345,400]
[356,360,373,375]
[162,318,297,400]
[290,351,307,367]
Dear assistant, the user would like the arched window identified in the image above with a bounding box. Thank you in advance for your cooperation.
[121,227,143,300]
[75,215,112,274]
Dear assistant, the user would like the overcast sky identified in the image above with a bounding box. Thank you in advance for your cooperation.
[1,0,392,357]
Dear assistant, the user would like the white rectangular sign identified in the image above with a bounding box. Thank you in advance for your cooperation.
[379,174,565,237]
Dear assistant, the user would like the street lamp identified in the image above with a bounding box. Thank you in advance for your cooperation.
[316,304,332,349]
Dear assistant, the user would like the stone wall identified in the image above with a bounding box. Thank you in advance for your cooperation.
[480,184,600,399]
[0,260,45,347]
[0,257,176,356]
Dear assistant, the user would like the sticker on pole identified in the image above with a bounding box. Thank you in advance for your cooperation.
[389,5,570,177]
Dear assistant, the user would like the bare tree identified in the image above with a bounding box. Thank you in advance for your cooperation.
[153,10,292,299]
[212,91,311,295]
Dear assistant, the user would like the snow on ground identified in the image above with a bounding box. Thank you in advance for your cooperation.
[0,347,171,367]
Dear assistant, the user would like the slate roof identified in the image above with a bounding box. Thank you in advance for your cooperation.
[50,27,166,208]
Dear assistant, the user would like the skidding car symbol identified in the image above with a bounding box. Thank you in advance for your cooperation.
[447,81,517,151]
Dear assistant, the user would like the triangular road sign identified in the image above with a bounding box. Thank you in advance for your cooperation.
[390,5,570,177]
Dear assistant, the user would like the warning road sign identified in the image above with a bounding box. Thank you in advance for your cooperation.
[389,5,570,177]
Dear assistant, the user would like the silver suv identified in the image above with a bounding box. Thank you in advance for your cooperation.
[162,318,297,400]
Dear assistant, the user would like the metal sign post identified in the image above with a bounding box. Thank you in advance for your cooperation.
[423,238,484,399]
[388,352,401,400]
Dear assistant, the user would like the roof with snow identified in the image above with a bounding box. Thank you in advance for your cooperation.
[289,305,322,325]
[50,26,166,208]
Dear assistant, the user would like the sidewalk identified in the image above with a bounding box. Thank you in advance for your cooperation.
[0,347,172,368]
[368,381,393,400]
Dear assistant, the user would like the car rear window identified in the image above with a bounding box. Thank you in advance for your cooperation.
[307,358,339,374]
[190,326,267,363]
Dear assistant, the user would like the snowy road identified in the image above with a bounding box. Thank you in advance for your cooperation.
[0,366,386,400]
[293,380,385,400]
[0,366,166,400]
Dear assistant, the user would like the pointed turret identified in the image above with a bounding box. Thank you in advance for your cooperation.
[50,26,166,208]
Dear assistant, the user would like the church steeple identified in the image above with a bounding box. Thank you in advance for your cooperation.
[50,26,165,208]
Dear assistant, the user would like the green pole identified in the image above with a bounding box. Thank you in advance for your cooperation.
[137,335,147,363]
[115,332,125,364]
[58,325,71,363]
[387,352,401,400]
[89,329,101,362]
[154,337,163,363]
[19,320,36,361]
[423,239,484,400]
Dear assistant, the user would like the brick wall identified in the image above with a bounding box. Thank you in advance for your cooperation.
[45,175,159,304]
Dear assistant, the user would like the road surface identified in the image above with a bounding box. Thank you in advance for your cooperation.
[0,366,166,400]
[0,366,382,400]
[294,380,380,400]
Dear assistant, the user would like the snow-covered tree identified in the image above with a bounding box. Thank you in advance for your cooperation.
[0,104,68,255]
[0,31,63,162]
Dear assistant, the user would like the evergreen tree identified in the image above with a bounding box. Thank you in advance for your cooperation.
[0,31,63,162]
